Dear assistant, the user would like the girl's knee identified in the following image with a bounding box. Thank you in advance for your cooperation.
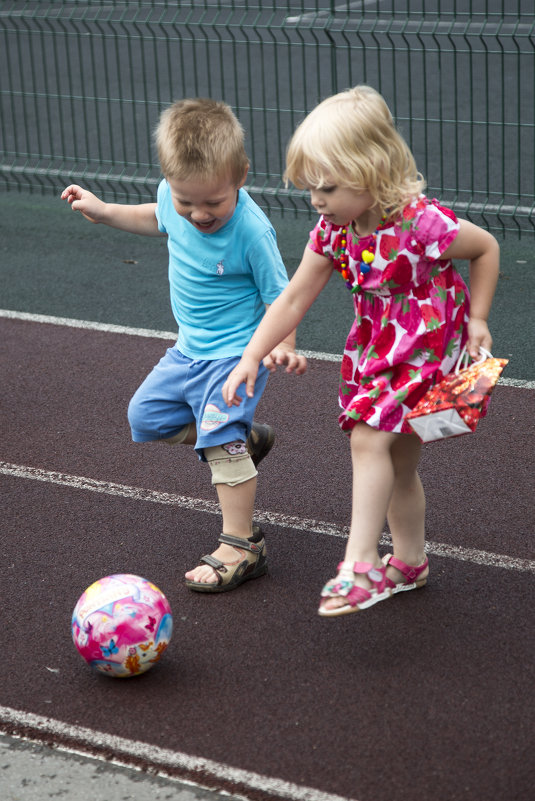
[391,433,422,476]
[349,422,396,454]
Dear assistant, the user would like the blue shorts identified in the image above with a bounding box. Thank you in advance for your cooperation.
[127,347,269,459]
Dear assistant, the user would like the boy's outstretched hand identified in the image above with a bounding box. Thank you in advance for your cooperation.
[222,347,307,407]
[263,344,307,375]
[61,184,106,224]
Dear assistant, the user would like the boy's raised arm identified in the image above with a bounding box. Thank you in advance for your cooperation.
[61,184,163,237]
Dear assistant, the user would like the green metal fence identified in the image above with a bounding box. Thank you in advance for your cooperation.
[1,1,534,235]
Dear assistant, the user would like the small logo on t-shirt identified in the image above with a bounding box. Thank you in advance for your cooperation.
[216,260,224,275]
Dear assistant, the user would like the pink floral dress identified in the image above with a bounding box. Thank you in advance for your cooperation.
[308,195,470,434]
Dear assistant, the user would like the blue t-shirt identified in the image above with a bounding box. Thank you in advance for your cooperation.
[155,180,289,359]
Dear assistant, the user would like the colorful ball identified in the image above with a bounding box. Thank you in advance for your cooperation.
[71,574,173,678]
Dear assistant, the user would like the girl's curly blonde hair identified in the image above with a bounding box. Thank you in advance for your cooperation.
[284,85,425,221]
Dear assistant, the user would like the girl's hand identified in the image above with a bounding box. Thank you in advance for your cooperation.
[263,345,308,375]
[467,317,493,359]
[222,356,260,407]
[61,184,106,224]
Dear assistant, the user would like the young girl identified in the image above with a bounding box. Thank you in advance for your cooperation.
[222,85,499,616]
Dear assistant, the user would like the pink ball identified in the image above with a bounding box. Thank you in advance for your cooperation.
[71,574,173,677]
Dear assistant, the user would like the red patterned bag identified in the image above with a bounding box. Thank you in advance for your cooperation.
[405,348,508,442]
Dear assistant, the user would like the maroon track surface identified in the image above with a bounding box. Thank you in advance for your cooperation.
[1,315,534,801]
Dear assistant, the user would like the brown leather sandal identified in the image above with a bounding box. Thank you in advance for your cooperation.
[185,528,268,593]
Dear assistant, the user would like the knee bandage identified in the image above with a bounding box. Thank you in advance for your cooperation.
[162,422,194,446]
[204,441,258,487]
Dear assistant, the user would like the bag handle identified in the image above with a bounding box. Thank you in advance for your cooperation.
[454,345,493,375]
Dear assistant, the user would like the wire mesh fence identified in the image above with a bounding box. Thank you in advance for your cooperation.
[1,1,533,235]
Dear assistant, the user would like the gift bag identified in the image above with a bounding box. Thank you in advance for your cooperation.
[405,348,508,442]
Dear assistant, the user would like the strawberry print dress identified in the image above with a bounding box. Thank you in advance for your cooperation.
[308,195,470,434]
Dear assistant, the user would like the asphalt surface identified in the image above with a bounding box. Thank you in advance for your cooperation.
[1,192,534,379]
[1,191,534,801]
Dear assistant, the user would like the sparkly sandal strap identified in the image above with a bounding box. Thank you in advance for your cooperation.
[322,560,387,599]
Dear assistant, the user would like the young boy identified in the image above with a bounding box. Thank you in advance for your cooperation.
[62,98,305,592]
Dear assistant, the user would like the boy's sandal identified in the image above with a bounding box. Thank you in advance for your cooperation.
[318,561,391,617]
[185,529,267,593]
[382,553,429,594]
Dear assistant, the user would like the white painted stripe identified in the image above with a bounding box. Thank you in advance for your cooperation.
[0,461,348,539]
[0,706,357,801]
[1,309,533,389]
[0,308,178,341]
[497,376,535,389]
[1,461,533,574]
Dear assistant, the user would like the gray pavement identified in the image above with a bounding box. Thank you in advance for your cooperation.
[0,734,244,801]
[0,191,533,380]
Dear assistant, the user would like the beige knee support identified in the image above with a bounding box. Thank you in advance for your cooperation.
[162,422,194,445]
[204,442,258,487]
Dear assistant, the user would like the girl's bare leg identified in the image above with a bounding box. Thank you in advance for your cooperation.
[386,434,429,583]
[320,423,398,612]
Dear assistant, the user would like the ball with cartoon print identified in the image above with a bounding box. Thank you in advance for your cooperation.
[71,574,173,677]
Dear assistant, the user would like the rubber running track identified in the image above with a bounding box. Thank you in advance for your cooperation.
[1,314,534,801]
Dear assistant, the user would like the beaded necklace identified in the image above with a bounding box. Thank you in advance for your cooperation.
[339,213,387,293]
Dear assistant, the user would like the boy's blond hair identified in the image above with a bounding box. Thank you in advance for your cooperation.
[284,85,425,220]
[155,98,249,184]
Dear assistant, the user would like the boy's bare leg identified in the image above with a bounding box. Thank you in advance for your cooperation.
[184,477,257,584]
[166,424,262,585]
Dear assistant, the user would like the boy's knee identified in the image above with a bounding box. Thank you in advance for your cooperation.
[127,394,164,442]
[127,394,144,431]
[162,422,194,445]
[204,441,257,487]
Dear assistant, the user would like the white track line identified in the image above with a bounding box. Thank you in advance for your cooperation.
[1,309,533,389]
[2,461,533,574]
[0,308,178,341]
[0,706,357,801]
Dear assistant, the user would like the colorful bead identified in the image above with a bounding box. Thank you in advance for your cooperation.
[337,214,386,292]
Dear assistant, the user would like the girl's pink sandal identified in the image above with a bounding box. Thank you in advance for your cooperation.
[318,561,391,617]
[382,553,429,594]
